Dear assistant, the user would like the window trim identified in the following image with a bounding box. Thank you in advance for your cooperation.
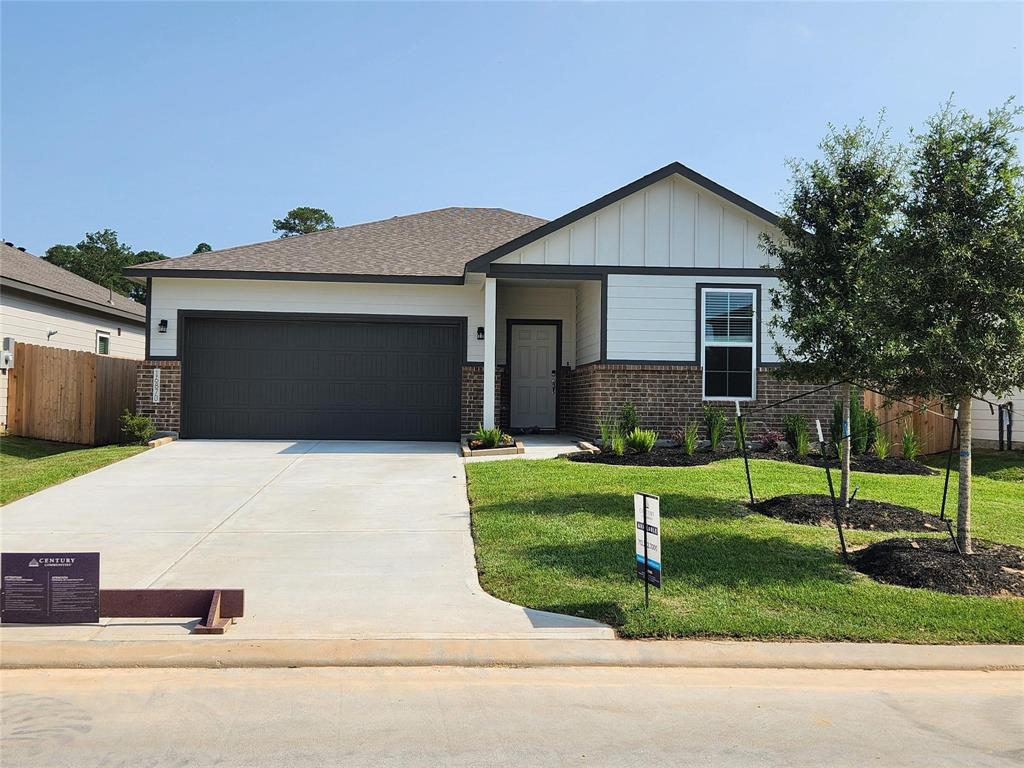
[95,330,111,355]
[699,286,757,402]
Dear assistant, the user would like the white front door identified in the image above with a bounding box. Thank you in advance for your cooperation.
[509,323,558,430]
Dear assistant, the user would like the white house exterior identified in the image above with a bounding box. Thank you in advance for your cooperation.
[0,243,146,430]
[122,163,851,441]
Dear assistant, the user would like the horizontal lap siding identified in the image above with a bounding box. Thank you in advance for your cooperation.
[495,285,576,366]
[149,277,486,361]
[605,274,788,363]
[576,280,601,365]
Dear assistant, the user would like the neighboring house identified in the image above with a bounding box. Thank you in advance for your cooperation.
[123,162,846,441]
[973,392,1021,450]
[0,242,146,430]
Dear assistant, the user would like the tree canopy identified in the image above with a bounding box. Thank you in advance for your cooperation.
[44,229,167,303]
[192,242,212,254]
[272,207,335,237]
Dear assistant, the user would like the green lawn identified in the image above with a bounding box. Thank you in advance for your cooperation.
[466,453,1024,643]
[0,436,146,505]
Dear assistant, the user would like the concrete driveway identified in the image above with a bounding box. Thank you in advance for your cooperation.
[0,441,611,641]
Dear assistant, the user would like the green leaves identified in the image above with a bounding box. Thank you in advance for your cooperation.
[44,229,166,302]
[272,206,335,237]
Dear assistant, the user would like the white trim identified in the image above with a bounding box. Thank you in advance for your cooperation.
[700,287,757,402]
[483,277,497,429]
[95,330,111,355]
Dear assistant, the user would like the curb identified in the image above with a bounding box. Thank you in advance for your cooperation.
[2,638,1022,671]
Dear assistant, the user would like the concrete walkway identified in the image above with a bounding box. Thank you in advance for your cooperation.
[0,440,611,641]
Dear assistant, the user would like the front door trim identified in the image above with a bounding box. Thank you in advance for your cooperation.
[506,319,562,431]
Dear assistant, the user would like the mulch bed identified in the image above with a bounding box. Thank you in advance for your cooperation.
[569,446,935,475]
[749,494,945,532]
[790,453,936,477]
[850,537,1024,597]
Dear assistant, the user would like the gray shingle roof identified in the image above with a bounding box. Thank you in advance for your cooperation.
[1,242,145,319]
[128,208,547,280]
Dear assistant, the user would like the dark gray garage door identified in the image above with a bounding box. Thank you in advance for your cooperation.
[181,315,463,440]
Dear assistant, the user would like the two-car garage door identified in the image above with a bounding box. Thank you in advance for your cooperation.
[180,315,463,440]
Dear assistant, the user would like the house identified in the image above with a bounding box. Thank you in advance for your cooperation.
[124,162,841,441]
[1,242,146,430]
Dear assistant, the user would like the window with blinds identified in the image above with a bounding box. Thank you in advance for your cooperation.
[701,288,756,399]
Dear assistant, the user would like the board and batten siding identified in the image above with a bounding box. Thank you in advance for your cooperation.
[495,285,576,366]
[494,175,780,270]
[576,280,601,365]
[0,290,145,429]
[604,274,789,363]
[148,277,487,361]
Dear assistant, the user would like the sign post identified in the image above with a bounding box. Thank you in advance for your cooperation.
[634,492,662,607]
[1,552,100,624]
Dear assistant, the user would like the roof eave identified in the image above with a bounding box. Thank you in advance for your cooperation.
[124,267,466,285]
[1,277,146,323]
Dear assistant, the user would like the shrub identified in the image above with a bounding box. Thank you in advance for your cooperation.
[609,430,626,456]
[120,410,155,445]
[625,427,657,454]
[598,414,619,450]
[782,414,810,456]
[620,403,640,436]
[756,429,784,452]
[672,423,700,456]
[864,411,879,453]
[874,431,891,460]
[472,424,512,449]
[703,404,727,451]
[901,425,920,461]
[831,389,870,454]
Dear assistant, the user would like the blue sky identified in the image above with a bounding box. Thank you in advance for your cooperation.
[2,1,1021,257]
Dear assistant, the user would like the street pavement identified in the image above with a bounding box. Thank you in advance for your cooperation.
[3,666,1021,767]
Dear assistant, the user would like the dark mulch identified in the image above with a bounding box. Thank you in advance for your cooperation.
[851,537,1024,597]
[569,446,936,476]
[749,494,945,532]
[790,453,937,477]
[569,447,723,467]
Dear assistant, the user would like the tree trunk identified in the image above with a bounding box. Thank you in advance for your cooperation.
[840,382,851,507]
[957,395,973,555]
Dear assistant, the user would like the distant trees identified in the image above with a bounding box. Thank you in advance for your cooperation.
[45,229,167,302]
[192,242,212,253]
[272,207,335,237]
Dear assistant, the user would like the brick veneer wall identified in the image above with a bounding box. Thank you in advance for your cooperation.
[460,364,507,434]
[561,362,840,440]
[136,360,182,434]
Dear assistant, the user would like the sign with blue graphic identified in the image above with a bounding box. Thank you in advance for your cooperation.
[634,492,661,593]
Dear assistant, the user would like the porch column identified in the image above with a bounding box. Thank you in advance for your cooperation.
[483,277,497,429]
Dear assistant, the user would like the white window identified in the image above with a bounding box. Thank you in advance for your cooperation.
[96,331,110,355]
[701,288,756,400]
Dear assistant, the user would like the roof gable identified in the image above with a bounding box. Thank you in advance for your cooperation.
[463,162,780,273]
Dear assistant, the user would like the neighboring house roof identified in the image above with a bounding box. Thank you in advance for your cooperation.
[125,207,548,284]
[1,242,146,322]
[463,161,780,273]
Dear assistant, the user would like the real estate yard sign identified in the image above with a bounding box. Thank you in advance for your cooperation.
[634,493,661,605]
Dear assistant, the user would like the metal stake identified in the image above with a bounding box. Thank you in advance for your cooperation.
[642,494,650,609]
[737,404,755,504]
[939,416,959,522]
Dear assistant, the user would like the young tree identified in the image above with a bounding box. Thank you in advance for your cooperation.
[882,100,1024,554]
[761,120,904,506]
[272,207,335,237]
[45,229,167,302]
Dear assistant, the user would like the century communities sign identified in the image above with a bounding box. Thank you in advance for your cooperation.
[634,492,662,606]
[1,552,100,624]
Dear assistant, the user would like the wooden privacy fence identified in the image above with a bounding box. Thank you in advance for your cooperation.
[6,343,139,446]
[863,389,954,456]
